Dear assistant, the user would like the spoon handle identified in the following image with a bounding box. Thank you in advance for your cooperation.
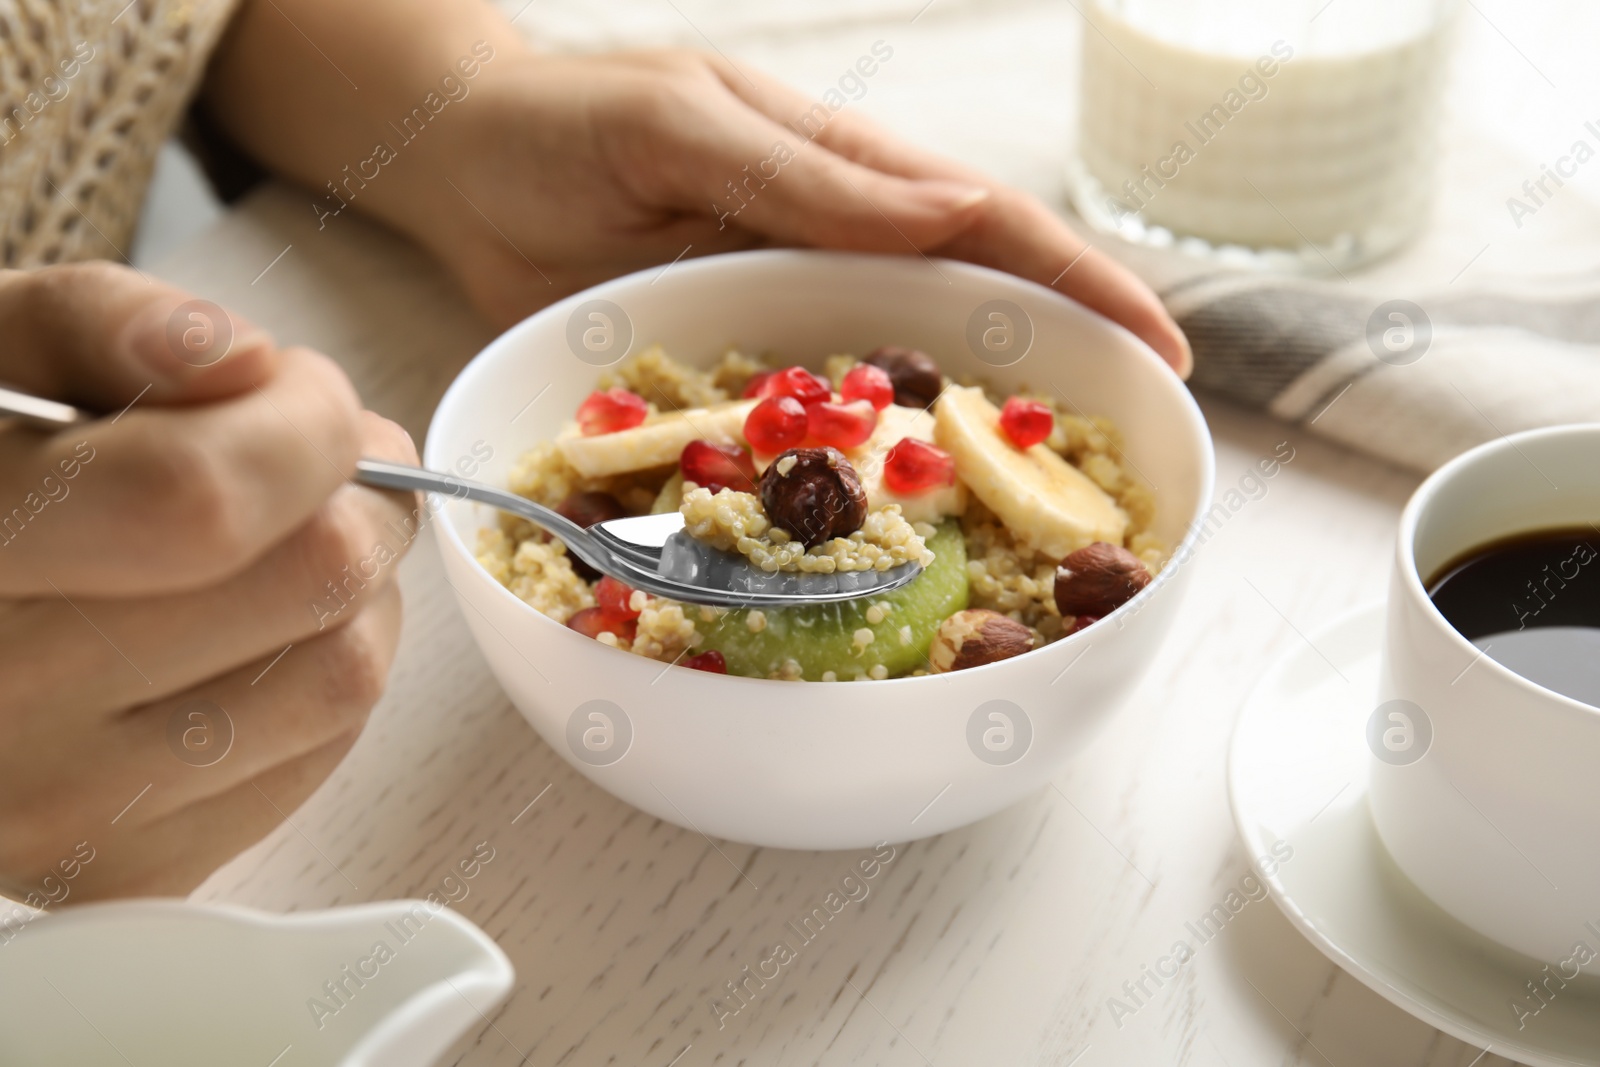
[354,458,757,603]
[353,458,598,556]
[0,383,912,605]
[0,385,88,429]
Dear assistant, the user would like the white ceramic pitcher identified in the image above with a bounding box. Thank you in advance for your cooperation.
[0,898,514,1066]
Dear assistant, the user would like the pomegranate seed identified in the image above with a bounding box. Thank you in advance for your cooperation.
[741,371,774,399]
[682,649,728,674]
[998,396,1054,450]
[743,396,808,454]
[882,438,956,495]
[759,366,831,407]
[576,388,648,436]
[595,576,641,619]
[1068,614,1101,635]
[680,440,757,494]
[807,399,877,451]
[567,606,637,643]
[840,363,895,411]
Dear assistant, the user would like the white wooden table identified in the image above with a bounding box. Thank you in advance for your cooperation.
[145,2,1600,1062]
[150,186,1488,1067]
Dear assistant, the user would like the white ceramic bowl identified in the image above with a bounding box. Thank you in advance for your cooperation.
[426,250,1213,849]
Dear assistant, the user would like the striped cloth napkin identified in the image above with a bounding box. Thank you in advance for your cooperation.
[1179,270,1600,474]
[1101,247,1600,475]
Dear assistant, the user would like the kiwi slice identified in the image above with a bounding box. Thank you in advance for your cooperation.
[691,521,968,680]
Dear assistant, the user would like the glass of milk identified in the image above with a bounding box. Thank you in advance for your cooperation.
[1067,0,1460,270]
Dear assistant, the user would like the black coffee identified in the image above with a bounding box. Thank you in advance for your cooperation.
[1426,527,1600,707]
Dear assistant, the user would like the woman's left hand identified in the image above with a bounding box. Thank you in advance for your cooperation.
[420,49,1191,376]
[205,4,1189,375]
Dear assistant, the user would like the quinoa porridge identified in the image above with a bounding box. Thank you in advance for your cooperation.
[475,346,1162,680]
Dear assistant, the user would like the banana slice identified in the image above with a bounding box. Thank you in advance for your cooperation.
[934,387,1127,558]
[558,400,757,478]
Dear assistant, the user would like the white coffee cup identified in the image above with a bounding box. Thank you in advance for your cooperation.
[1369,423,1600,970]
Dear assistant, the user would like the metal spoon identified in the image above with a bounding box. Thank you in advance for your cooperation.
[355,459,922,607]
[0,385,88,430]
[0,386,922,606]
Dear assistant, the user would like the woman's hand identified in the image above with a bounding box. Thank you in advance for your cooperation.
[202,2,1190,375]
[0,263,419,905]
[425,50,1189,376]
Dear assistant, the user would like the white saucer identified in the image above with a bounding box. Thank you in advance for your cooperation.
[1228,602,1600,1067]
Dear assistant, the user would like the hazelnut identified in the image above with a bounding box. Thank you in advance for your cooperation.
[758,446,868,548]
[1054,542,1151,618]
[556,491,627,528]
[865,346,944,409]
[556,491,627,580]
[928,609,1035,673]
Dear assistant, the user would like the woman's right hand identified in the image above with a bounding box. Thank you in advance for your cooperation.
[0,263,420,907]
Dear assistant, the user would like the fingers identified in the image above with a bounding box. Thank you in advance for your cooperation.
[0,263,278,409]
[936,193,1195,377]
[67,731,361,901]
[705,61,1193,377]
[726,140,993,254]
[0,346,369,597]
[1073,248,1193,378]
[112,581,404,826]
[0,412,420,714]
[714,62,986,188]
[0,582,403,886]
[634,63,992,255]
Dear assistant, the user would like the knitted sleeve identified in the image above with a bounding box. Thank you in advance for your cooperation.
[0,0,241,268]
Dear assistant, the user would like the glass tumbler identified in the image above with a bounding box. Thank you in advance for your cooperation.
[1066,0,1460,271]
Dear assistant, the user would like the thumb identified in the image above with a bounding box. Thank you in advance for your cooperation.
[694,110,991,252]
[0,262,278,412]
